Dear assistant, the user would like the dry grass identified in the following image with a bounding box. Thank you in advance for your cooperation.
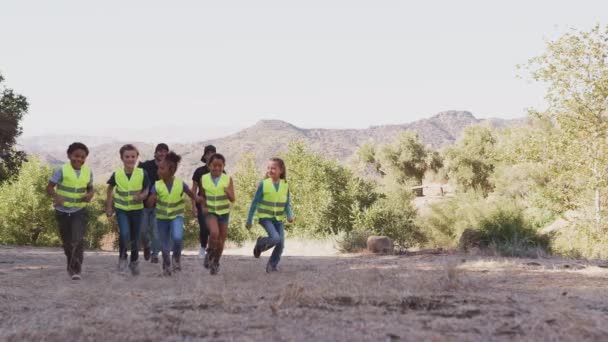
[1,242,608,341]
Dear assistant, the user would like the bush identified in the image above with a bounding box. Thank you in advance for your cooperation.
[335,229,372,253]
[353,189,425,249]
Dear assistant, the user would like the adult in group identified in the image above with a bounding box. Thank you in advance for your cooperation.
[191,145,216,258]
[139,143,169,263]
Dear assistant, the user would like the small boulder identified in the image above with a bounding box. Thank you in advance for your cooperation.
[367,236,394,254]
[459,229,483,252]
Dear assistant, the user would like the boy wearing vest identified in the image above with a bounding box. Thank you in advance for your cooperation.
[200,154,235,275]
[246,158,294,273]
[46,142,95,281]
[146,151,199,275]
[138,143,169,264]
[105,144,150,275]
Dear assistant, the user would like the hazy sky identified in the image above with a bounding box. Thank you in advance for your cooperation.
[1,0,606,137]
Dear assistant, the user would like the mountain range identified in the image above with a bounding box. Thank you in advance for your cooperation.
[22,110,524,183]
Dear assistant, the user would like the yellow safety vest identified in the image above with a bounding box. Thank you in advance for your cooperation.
[56,163,91,208]
[155,178,185,220]
[114,167,144,211]
[201,173,231,215]
[257,179,288,220]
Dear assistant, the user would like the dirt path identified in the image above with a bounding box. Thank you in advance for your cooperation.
[1,242,607,341]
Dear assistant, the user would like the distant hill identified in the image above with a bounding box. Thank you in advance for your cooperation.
[23,111,524,183]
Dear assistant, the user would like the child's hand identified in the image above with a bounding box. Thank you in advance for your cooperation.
[83,192,94,203]
[105,206,113,217]
[192,205,198,217]
[202,207,208,215]
[287,217,295,224]
[246,222,252,229]
[53,196,65,206]
[134,192,147,201]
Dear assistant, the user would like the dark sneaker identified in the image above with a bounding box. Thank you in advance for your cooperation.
[266,262,278,273]
[210,262,220,275]
[71,274,82,281]
[129,261,140,276]
[203,253,210,269]
[151,255,159,264]
[172,256,181,272]
[143,247,151,261]
[253,237,262,258]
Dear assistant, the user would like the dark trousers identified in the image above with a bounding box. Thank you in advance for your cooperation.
[196,203,209,249]
[55,209,88,275]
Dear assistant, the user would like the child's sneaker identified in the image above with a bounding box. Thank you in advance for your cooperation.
[198,247,206,259]
[266,262,278,273]
[150,255,159,264]
[143,247,151,261]
[172,255,181,272]
[129,261,140,276]
[210,262,220,275]
[71,273,82,281]
[253,237,262,258]
[118,258,128,273]
[203,253,210,269]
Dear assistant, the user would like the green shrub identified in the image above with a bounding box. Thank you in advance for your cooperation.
[353,189,425,249]
[335,229,372,253]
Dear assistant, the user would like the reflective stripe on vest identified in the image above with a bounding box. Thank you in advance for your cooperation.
[114,168,144,211]
[201,173,231,215]
[257,179,288,220]
[155,178,185,220]
[56,163,91,208]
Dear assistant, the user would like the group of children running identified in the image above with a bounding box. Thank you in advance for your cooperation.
[46,142,294,280]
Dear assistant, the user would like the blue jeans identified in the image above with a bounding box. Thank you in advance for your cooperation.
[115,208,143,262]
[157,216,184,267]
[258,219,285,267]
[141,207,160,257]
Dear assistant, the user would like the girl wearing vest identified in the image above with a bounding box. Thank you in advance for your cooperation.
[46,142,95,281]
[146,151,199,276]
[105,144,150,276]
[246,158,294,273]
[200,154,235,275]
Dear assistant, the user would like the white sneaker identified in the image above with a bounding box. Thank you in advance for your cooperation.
[71,274,82,281]
[198,247,206,259]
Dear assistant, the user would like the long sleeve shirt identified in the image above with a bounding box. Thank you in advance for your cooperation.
[247,181,293,224]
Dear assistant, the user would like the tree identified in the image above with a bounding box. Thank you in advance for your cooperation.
[0,72,29,183]
[359,131,442,188]
[524,25,608,229]
[443,124,497,195]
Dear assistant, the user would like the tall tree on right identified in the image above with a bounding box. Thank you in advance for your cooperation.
[524,25,608,230]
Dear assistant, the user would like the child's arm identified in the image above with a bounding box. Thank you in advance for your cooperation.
[224,177,236,203]
[184,185,198,217]
[285,191,294,223]
[135,169,150,201]
[245,181,263,229]
[145,193,157,208]
[105,185,114,217]
[46,181,64,206]
[83,172,95,202]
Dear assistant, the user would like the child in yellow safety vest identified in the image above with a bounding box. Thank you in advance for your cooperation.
[200,154,235,275]
[146,151,199,276]
[246,158,294,273]
[105,144,150,276]
[46,142,95,281]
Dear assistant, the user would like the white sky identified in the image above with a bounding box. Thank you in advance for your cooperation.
[1,0,606,137]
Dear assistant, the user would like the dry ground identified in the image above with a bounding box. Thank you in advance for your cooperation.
[1,240,608,342]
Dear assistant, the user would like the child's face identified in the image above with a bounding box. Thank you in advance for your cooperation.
[266,161,282,180]
[68,149,88,170]
[157,160,173,180]
[154,148,168,162]
[121,150,139,169]
[209,158,224,177]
